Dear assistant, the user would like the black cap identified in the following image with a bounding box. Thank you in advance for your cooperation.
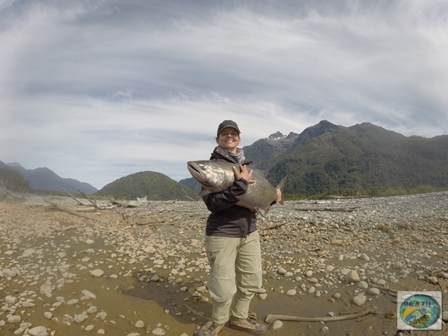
[217,120,241,136]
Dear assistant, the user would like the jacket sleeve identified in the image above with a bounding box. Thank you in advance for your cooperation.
[201,178,248,213]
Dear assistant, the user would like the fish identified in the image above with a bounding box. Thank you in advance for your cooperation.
[187,160,286,214]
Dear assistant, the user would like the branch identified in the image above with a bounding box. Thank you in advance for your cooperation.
[265,308,375,324]
[63,189,86,206]
[45,201,95,221]
[77,189,99,209]
[260,222,290,231]
[295,206,360,212]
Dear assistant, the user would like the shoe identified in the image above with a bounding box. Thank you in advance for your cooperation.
[229,316,267,334]
[195,321,224,336]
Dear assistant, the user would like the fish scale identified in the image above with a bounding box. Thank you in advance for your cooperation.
[187,160,286,214]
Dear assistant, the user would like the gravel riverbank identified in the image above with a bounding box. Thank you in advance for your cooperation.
[1,190,447,336]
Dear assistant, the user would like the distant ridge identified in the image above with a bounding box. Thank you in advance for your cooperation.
[95,171,199,200]
[4,163,98,194]
[4,120,448,198]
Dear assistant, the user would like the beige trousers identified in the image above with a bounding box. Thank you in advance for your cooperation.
[205,231,262,324]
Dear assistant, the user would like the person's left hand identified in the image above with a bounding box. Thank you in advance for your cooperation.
[275,188,282,203]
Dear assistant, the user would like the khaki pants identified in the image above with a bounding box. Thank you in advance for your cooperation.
[205,231,262,324]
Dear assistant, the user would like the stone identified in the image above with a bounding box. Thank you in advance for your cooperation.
[135,320,145,328]
[28,326,49,336]
[7,315,21,324]
[352,293,367,306]
[272,320,283,330]
[152,327,165,335]
[367,288,380,296]
[5,295,17,304]
[277,267,287,275]
[90,269,104,277]
[344,270,360,283]
[286,289,297,296]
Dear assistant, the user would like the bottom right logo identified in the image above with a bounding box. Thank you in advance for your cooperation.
[397,291,442,330]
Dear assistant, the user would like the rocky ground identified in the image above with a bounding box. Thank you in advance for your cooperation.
[0,188,447,336]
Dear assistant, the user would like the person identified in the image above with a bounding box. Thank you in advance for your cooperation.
[195,120,282,336]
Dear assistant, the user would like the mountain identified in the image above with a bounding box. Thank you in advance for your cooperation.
[95,171,199,201]
[0,163,30,192]
[244,131,299,171]
[5,163,98,194]
[266,121,448,195]
[180,120,448,196]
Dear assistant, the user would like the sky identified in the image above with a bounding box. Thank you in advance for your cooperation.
[1,0,448,190]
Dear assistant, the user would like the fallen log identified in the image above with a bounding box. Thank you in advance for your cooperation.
[295,206,360,212]
[110,200,139,208]
[45,201,95,221]
[265,307,375,324]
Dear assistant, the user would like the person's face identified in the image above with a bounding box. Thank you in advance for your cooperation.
[216,127,240,153]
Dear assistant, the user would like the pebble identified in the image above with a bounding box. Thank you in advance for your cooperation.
[7,315,21,324]
[352,294,367,306]
[258,293,268,300]
[135,320,145,328]
[272,320,283,329]
[152,327,165,335]
[277,267,287,275]
[5,295,17,304]
[344,270,360,283]
[90,269,104,277]
[367,288,380,296]
[0,192,447,336]
[286,289,297,296]
[357,281,368,289]
[28,326,49,336]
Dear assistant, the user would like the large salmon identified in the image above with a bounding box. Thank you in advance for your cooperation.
[187,160,285,214]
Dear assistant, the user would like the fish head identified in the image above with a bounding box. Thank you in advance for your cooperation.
[187,160,234,192]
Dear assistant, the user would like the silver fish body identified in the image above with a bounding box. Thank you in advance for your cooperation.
[187,160,285,214]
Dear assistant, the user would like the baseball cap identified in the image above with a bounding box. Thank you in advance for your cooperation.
[217,120,241,136]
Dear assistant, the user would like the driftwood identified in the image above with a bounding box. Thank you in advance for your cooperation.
[260,222,290,231]
[135,221,175,226]
[50,225,79,232]
[63,189,87,206]
[110,200,139,208]
[265,307,375,324]
[295,206,360,212]
[77,189,99,209]
[45,201,95,221]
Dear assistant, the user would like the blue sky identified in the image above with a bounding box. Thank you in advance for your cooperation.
[1,0,448,189]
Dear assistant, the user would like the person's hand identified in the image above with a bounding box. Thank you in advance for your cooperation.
[274,188,282,203]
[233,164,256,184]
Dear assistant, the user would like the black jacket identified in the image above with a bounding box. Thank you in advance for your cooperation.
[202,146,257,237]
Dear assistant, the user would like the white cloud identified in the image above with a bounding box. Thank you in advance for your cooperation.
[1,0,447,188]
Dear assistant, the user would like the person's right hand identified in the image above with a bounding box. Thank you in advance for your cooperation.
[233,164,256,184]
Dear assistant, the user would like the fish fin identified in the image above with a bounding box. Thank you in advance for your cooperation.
[256,207,268,218]
[259,170,269,177]
[275,176,287,205]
